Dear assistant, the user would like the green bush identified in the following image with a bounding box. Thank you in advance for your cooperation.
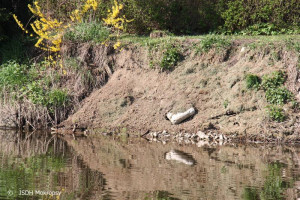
[261,71,286,90]
[0,61,30,90]
[221,0,300,33]
[197,35,231,53]
[47,89,68,108]
[25,81,47,105]
[64,22,110,43]
[160,46,181,70]
[245,74,261,90]
[240,23,286,36]
[265,87,293,105]
[266,105,286,122]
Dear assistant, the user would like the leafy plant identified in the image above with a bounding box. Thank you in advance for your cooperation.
[266,105,286,122]
[261,71,286,90]
[47,89,68,108]
[0,61,30,90]
[265,87,293,105]
[223,99,229,109]
[245,74,261,90]
[160,46,181,70]
[197,35,231,53]
[240,23,292,36]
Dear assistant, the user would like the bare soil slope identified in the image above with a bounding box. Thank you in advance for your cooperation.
[60,39,300,139]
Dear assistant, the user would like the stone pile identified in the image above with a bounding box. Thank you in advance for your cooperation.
[144,130,232,146]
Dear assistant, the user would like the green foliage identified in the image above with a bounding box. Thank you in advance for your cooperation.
[240,23,296,36]
[221,0,300,34]
[160,46,181,70]
[0,60,68,112]
[266,105,286,122]
[24,82,68,109]
[285,39,300,53]
[0,61,30,90]
[64,22,110,43]
[47,89,68,108]
[261,71,286,90]
[265,87,293,105]
[245,74,261,90]
[243,187,260,200]
[196,35,231,53]
[24,81,47,105]
[223,99,229,109]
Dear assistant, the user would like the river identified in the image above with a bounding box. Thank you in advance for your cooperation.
[0,129,299,200]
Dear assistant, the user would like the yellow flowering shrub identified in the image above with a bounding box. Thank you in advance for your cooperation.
[103,0,133,49]
[13,0,131,61]
[14,0,98,53]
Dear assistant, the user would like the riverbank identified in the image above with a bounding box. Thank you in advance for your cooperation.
[59,35,300,142]
[1,35,300,142]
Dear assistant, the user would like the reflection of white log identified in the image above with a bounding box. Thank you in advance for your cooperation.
[167,107,196,125]
[165,150,195,165]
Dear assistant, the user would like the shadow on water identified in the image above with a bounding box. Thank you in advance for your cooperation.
[2,129,300,199]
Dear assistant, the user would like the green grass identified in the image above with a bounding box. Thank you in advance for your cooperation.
[119,33,300,45]
[195,34,231,53]
[64,22,110,43]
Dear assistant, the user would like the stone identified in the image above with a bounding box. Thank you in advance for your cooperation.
[167,107,196,125]
[196,131,209,140]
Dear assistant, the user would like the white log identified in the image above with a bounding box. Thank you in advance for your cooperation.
[167,107,196,125]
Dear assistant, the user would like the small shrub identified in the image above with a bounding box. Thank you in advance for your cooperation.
[25,81,47,105]
[240,23,289,36]
[197,35,231,53]
[223,99,229,109]
[245,74,261,90]
[47,89,68,108]
[266,105,286,122]
[160,46,181,70]
[261,71,286,90]
[265,87,293,105]
[0,61,30,90]
[64,22,110,43]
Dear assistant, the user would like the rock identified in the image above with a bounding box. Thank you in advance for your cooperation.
[184,133,191,138]
[219,134,224,141]
[197,140,209,147]
[167,107,196,125]
[241,47,246,52]
[196,131,209,140]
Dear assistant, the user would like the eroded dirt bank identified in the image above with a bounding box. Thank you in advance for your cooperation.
[59,38,300,141]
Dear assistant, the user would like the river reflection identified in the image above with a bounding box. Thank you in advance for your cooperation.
[1,130,300,200]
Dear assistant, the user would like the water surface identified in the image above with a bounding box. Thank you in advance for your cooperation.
[0,130,300,200]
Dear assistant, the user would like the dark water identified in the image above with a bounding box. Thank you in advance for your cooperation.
[0,130,300,200]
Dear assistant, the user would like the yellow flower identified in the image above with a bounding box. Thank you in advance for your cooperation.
[113,41,121,49]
